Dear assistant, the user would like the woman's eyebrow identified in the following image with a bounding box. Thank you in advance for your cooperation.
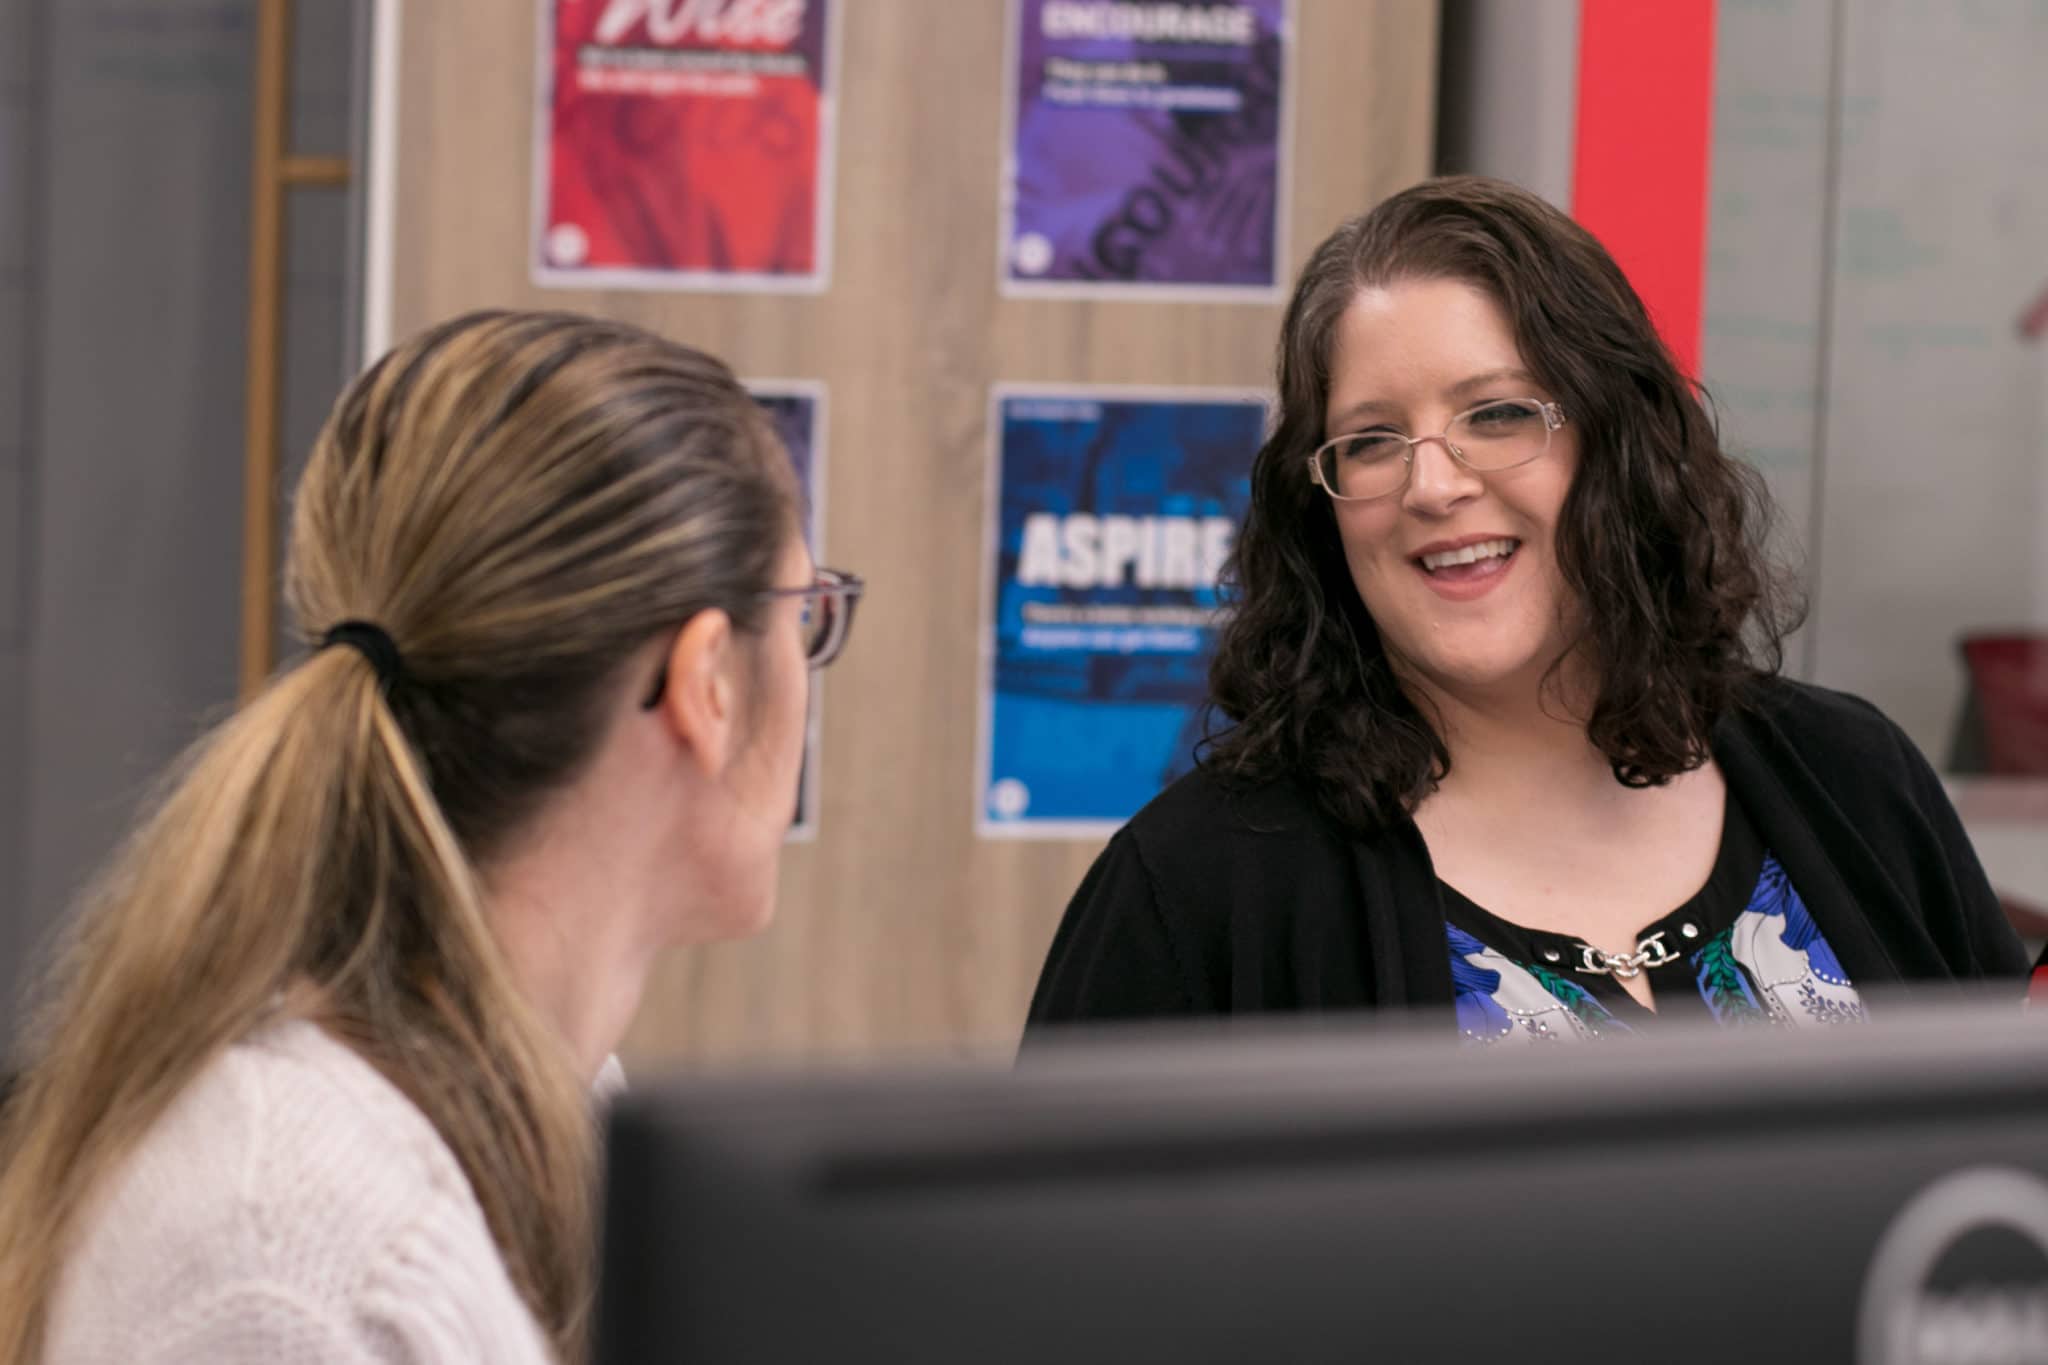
[1325,396,1398,430]
[1325,369,1539,432]
[1447,367,1538,398]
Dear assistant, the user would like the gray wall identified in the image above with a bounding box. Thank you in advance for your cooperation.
[1704,0,2048,755]
[1440,0,2048,764]
[1,0,359,1056]
[1805,1,2047,754]
[0,0,44,1052]
[1435,0,1578,207]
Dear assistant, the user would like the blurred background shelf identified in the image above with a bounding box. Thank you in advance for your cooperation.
[1947,776,2048,943]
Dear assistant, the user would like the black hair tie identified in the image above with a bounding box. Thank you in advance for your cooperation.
[321,620,406,694]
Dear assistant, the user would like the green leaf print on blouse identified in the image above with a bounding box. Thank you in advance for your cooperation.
[1447,922,1626,1045]
[1693,927,1769,1026]
[1525,959,1628,1036]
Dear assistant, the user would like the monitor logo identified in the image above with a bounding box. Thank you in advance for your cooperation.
[1861,1167,2048,1365]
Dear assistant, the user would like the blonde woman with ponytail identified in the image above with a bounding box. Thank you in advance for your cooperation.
[0,310,860,1363]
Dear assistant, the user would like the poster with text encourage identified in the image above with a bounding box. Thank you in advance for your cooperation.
[749,381,827,838]
[979,387,1263,838]
[1001,0,1291,299]
[535,0,838,291]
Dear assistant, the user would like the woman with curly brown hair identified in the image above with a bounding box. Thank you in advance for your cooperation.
[1028,177,2026,1043]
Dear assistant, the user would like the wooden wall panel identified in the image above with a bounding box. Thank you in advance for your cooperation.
[386,0,1437,1065]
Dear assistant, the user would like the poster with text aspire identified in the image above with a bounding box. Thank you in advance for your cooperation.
[979,386,1263,837]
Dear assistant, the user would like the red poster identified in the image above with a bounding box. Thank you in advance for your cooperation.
[534,0,837,290]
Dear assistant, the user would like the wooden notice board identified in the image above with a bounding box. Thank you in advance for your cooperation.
[380,0,1437,1065]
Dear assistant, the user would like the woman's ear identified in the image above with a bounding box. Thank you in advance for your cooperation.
[656,609,737,779]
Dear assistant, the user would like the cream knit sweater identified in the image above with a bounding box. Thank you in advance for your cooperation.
[42,1019,574,1363]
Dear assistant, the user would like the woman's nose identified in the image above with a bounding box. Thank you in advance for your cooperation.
[1400,434,1482,516]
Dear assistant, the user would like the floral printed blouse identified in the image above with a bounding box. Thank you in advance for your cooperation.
[1443,796,1867,1045]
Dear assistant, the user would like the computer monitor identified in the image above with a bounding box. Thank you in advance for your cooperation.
[596,997,2048,1363]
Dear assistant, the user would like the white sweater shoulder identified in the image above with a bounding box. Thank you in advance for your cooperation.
[43,1019,555,1365]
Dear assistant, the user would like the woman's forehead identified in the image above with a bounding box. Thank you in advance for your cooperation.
[1324,283,1534,426]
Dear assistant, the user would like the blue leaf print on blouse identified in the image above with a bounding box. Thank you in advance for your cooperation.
[1445,922,1498,975]
[1746,855,1795,917]
[1746,854,1850,985]
[1445,922,1512,1037]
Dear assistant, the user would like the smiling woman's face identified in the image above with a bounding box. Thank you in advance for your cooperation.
[1321,276,1581,701]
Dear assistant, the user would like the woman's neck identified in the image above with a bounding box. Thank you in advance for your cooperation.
[1404,658,1617,805]
[484,800,664,1085]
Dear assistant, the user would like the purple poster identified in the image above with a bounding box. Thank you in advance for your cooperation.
[1001,0,1292,299]
[748,381,827,840]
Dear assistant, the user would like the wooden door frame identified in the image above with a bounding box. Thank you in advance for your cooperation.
[241,0,353,698]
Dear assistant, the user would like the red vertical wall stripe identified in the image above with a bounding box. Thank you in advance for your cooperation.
[1571,0,1719,378]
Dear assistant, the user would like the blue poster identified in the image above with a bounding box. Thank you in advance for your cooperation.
[752,386,822,538]
[1001,0,1292,298]
[979,386,1263,836]
[749,381,826,840]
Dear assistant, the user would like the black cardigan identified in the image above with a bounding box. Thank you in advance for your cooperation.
[1026,679,2030,1030]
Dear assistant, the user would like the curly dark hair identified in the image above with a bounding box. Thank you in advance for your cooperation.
[1204,175,1802,832]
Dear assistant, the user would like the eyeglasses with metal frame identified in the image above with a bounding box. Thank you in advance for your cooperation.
[639,567,865,711]
[1307,398,1567,502]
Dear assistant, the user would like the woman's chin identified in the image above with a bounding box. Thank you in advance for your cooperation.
[711,885,781,942]
[663,865,782,947]
[1403,647,1556,700]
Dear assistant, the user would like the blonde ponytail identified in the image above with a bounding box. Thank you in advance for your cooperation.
[0,311,798,1363]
